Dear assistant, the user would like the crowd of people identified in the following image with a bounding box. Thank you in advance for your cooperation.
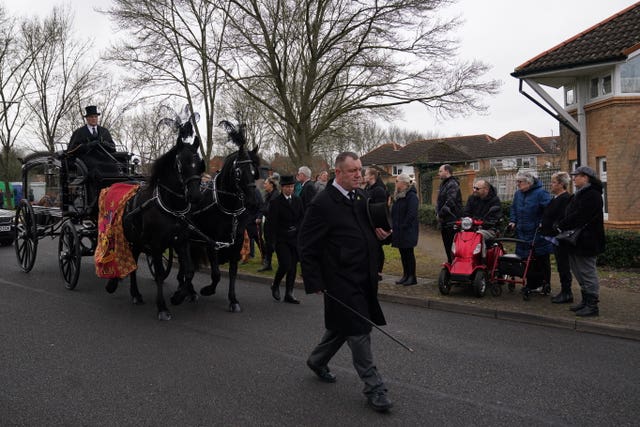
[234,154,608,413]
[32,104,605,413]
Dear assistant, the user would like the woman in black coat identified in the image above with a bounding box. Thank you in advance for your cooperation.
[268,175,304,303]
[557,166,606,317]
[258,177,280,271]
[364,168,389,279]
[541,172,573,304]
[391,173,419,286]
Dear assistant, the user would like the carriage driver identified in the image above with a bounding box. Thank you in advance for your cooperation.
[68,105,116,153]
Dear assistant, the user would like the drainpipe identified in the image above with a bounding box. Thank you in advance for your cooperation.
[518,79,584,166]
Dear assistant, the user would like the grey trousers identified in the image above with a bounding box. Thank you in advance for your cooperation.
[568,253,600,296]
[308,329,386,395]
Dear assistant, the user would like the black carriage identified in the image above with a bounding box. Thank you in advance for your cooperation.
[13,146,169,289]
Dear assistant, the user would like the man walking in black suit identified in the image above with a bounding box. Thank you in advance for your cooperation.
[297,165,317,210]
[68,105,115,153]
[299,152,393,413]
[268,175,304,304]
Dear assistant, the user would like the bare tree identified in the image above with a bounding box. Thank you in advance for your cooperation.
[103,0,229,166]
[22,6,96,153]
[0,7,46,206]
[216,0,500,166]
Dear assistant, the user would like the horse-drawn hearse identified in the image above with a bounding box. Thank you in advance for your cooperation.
[14,110,261,320]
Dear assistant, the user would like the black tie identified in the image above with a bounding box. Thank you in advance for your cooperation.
[348,191,355,201]
[92,127,97,136]
[287,197,292,204]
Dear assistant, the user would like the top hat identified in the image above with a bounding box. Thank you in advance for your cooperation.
[367,199,392,231]
[83,105,101,117]
[279,175,296,186]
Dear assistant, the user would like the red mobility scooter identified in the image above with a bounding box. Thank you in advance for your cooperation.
[438,214,504,298]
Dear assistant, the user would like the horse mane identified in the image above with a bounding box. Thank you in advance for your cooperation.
[149,144,180,189]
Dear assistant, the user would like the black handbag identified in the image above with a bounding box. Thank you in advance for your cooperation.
[555,228,582,246]
[556,214,597,246]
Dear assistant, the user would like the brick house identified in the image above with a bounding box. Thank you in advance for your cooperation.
[511,2,640,230]
[360,131,560,203]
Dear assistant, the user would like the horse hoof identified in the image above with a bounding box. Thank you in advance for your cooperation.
[187,293,199,303]
[105,281,118,294]
[200,285,216,296]
[170,292,185,306]
[132,296,145,305]
[158,311,172,321]
[229,303,242,313]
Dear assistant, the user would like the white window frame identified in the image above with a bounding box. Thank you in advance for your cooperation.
[620,54,640,94]
[598,157,608,220]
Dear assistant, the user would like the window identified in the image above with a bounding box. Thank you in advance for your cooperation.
[564,85,576,106]
[516,157,536,168]
[589,74,612,99]
[392,165,413,176]
[621,55,640,93]
[598,157,608,219]
[468,161,479,171]
[392,165,402,175]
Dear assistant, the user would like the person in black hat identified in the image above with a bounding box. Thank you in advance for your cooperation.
[557,165,605,317]
[68,105,115,152]
[267,174,304,303]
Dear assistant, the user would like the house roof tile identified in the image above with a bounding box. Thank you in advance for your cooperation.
[512,2,640,77]
[360,131,557,166]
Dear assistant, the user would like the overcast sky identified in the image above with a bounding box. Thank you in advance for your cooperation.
[4,0,637,139]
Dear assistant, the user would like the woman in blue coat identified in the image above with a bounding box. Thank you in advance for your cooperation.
[391,173,419,286]
[508,170,553,296]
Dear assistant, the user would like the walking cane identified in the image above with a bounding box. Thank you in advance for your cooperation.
[323,290,414,353]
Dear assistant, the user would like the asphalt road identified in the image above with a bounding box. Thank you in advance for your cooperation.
[1,239,639,426]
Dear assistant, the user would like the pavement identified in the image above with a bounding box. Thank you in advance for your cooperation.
[229,228,640,342]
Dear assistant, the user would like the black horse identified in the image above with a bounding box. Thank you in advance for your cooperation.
[171,120,260,312]
[105,121,205,320]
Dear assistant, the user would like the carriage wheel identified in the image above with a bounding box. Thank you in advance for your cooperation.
[146,247,174,281]
[59,221,82,290]
[14,199,38,273]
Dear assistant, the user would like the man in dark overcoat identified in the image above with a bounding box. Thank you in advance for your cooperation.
[297,165,317,210]
[268,175,304,303]
[299,151,393,413]
[68,106,115,152]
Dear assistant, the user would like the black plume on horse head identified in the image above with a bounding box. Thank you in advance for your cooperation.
[219,120,247,148]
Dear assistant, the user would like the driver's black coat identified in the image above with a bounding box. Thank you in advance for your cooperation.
[68,125,115,152]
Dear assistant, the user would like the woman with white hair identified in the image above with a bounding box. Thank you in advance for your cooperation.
[391,173,419,286]
[508,170,553,298]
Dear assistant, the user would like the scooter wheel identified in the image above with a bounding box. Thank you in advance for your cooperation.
[438,268,451,295]
[522,289,531,301]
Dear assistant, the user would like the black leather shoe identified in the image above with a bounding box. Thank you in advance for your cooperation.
[284,294,300,304]
[395,276,408,285]
[271,283,280,301]
[551,291,573,304]
[306,360,336,383]
[367,391,393,412]
[403,276,417,286]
